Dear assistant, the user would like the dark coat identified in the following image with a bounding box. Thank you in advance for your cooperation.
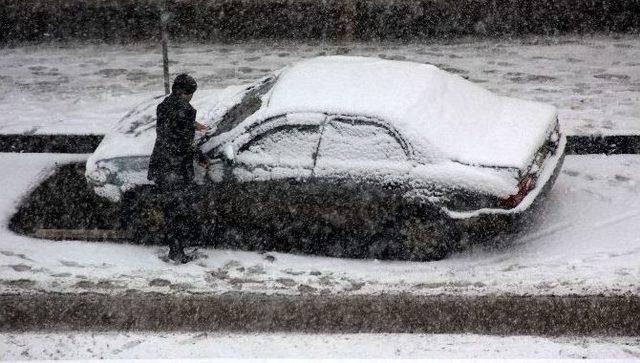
[148,93,198,187]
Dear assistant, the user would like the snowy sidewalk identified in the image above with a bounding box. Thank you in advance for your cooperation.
[1,153,639,297]
[2,332,639,360]
[1,153,640,334]
[0,35,638,136]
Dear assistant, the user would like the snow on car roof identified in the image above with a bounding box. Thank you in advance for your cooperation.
[256,56,558,170]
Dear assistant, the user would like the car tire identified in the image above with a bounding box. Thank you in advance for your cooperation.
[120,187,165,245]
[367,233,403,260]
[397,208,459,261]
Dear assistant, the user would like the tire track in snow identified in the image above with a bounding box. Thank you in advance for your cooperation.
[591,210,640,230]
[516,209,640,246]
[515,222,574,245]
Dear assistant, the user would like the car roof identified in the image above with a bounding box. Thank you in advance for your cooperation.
[246,56,557,170]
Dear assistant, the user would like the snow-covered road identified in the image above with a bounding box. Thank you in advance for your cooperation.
[2,332,639,360]
[1,34,638,136]
[1,152,639,296]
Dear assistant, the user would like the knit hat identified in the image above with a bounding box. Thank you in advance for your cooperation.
[172,74,197,94]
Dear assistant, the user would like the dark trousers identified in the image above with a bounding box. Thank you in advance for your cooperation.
[156,181,200,254]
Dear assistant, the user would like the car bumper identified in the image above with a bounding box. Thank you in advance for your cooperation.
[443,134,567,220]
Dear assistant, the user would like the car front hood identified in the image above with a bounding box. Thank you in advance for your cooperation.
[85,86,245,200]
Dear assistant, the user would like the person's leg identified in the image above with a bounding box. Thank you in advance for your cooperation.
[184,183,204,245]
[165,186,197,263]
[160,186,184,262]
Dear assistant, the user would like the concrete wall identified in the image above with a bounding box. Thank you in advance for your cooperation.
[1,0,639,43]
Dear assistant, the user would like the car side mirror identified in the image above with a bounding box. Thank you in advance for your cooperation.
[222,143,235,165]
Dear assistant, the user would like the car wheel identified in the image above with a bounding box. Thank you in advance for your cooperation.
[120,188,165,245]
[398,213,457,261]
[367,233,401,260]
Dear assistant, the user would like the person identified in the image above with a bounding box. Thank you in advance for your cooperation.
[148,74,208,263]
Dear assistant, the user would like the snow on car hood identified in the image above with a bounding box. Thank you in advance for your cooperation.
[87,86,244,167]
[256,56,558,170]
[85,87,244,201]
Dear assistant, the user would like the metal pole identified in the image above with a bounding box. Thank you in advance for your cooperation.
[160,0,170,95]
[336,0,356,43]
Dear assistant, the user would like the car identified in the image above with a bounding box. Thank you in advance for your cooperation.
[86,56,566,260]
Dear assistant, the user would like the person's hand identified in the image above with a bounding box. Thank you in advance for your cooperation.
[194,121,208,131]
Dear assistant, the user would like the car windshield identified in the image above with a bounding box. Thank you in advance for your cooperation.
[209,76,276,138]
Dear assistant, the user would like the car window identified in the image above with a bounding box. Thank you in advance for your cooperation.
[318,119,407,162]
[236,125,321,168]
[212,77,276,137]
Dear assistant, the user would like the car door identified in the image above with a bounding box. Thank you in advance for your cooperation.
[212,122,324,245]
[312,117,414,235]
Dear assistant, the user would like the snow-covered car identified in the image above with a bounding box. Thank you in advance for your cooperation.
[86,56,566,260]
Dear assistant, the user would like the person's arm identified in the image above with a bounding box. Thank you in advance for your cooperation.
[189,113,209,165]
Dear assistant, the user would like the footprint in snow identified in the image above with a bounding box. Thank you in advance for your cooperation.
[9,264,31,272]
[111,340,142,355]
[563,169,580,177]
[1,251,33,261]
[59,260,84,268]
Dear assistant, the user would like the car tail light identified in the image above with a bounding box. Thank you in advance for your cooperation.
[500,175,534,208]
[499,119,560,209]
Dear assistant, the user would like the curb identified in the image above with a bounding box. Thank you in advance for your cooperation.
[566,135,640,155]
[2,292,639,335]
[0,134,103,154]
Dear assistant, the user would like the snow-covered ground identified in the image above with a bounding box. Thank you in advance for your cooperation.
[1,34,638,136]
[1,152,639,296]
[2,332,640,360]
